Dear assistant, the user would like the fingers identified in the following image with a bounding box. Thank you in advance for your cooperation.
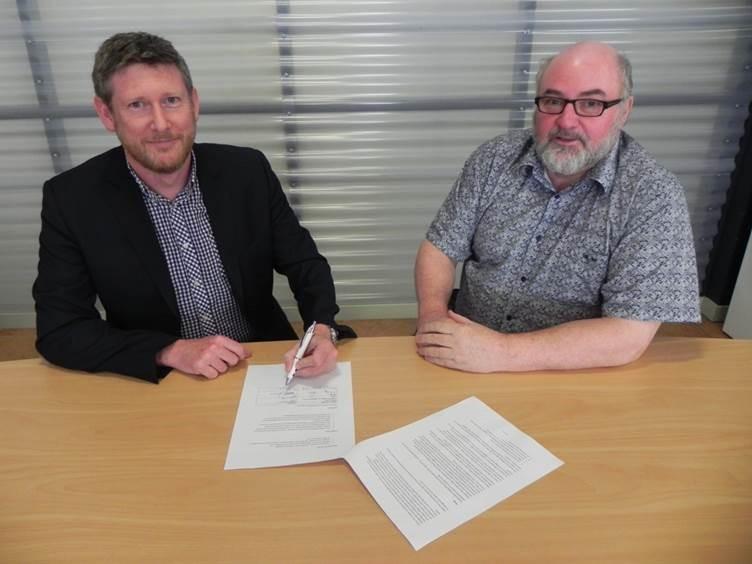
[447,310,472,324]
[199,365,220,380]
[415,336,460,370]
[193,337,244,378]
[420,351,457,370]
[212,335,250,360]
[416,317,458,336]
[415,331,454,349]
[414,322,464,371]
[213,341,244,368]
[291,337,337,378]
[196,351,228,379]
[163,336,250,380]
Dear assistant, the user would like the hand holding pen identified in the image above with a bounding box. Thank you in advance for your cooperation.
[285,322,317,386]
[282,321,339,384]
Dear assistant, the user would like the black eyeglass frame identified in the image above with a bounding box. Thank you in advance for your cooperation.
[534,96,623,117]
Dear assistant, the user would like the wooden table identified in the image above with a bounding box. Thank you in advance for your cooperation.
[1,337,751,563]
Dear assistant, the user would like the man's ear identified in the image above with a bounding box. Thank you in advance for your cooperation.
[619,95,634,127]
[93,96,116,132]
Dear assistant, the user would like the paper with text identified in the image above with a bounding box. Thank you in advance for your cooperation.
[224,362,354,469]
[344,396,563,550]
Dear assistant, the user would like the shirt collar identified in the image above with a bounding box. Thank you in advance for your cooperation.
[127,150,197,202]
[587,135,621,194]
[518,132,622,194]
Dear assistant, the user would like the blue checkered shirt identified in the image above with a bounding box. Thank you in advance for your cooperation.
[129,154,252,341]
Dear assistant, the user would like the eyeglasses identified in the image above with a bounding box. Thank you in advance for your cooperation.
[534,96,623,117]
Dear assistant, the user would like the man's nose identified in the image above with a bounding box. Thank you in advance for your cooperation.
[151,106,169,130]
[555,102,579,128]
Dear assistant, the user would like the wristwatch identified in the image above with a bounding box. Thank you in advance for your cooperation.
[328,325,339,345]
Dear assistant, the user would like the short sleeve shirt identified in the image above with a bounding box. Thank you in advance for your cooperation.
[426,128,701,332]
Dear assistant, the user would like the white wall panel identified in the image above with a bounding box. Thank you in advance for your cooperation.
[0,0,750,326]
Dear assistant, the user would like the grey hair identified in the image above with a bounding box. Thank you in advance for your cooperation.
[535,50,633,99]
[92,32,193,105]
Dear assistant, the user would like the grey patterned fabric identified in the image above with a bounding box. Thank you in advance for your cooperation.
[426,128,701,333]
[129,154,252,341]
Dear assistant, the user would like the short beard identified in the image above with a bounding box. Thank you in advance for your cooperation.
[535,122,622,178]
[120,130,195,175]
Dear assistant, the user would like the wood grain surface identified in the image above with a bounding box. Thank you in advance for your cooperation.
[1,336,750,563]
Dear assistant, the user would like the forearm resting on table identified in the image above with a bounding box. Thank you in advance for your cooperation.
[494,317,660,371]
[415,240,456,323]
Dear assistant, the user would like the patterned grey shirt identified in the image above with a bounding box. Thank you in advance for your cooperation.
[129,154,252,341]
[426,128,701,332]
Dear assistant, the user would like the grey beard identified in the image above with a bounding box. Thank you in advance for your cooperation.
[536,128,620,178]
[539,143,594,176]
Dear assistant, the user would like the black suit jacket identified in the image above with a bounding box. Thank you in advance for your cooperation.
[33,143,340,382]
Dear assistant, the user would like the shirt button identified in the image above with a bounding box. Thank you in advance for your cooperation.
[520,276,527,282]
[191,278,201,287]
[535,235,542,243]
[506,314,513,321]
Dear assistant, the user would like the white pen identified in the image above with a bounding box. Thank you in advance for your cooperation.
[285,321,317,387]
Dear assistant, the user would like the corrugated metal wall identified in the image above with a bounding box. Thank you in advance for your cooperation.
[1,0,750,325]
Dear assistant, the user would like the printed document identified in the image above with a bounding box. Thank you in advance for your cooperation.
[344,397,563,550]
[225,370,562,550]
[225,362,354,469]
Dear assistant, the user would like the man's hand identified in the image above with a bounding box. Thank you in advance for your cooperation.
[283,324,338,378]
[416,307,452,333]
[156,336,250,379]
[415,310,504,373]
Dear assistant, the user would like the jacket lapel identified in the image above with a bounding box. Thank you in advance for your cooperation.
[194,145,246,307]
[102,148,179,317]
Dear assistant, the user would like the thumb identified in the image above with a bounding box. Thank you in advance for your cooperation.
[448,309,473,325]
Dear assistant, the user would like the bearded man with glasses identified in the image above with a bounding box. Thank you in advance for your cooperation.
[415,41,700,373]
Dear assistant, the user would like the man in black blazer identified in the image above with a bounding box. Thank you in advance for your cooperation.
[33,32,344,383]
